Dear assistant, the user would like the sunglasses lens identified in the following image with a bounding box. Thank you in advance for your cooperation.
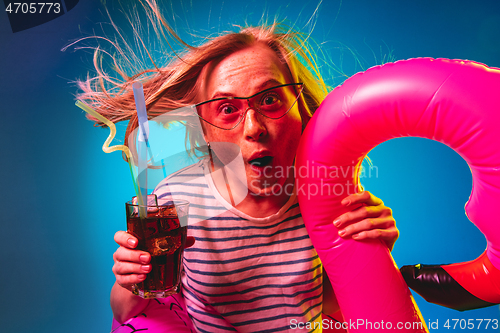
[196,84,302,130]
[195,100,244,130]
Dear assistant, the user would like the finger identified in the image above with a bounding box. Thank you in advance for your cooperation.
[113,260,152,276]
[113,246,151,264]
[338,217,395,238]
[115,272,148,288]
[350,227,399,251]
[185,236,195,249]
[114,230,139,249]
[333,205,384,228]
[350,228,399,242]
[342,191,383,207]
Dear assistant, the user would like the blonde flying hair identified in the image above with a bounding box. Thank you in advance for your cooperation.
[76,0,329,158]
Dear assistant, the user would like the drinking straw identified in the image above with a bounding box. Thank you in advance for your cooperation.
[133,82,149,218]
[75,100,140,200]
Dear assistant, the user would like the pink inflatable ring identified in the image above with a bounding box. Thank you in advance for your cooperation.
[296,58,500,331]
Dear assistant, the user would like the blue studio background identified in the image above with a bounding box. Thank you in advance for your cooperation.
[1,0,499,332]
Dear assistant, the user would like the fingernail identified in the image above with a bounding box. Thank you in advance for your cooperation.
[342,199,351,206]
[338,230,346,237]
[141,265,151,272]
[140,255,149,264]
[138,274,146,280]
[333,218,341,227]
[352,234,359,239]
[127,238,137,247]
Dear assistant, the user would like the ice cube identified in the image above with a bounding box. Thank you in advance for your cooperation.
[158,205,177,218]
[148,235,182,256]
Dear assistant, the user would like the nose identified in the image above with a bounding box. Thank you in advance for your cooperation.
[242,107,267,141]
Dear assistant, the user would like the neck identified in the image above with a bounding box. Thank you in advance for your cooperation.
[208,154,294,218]
[235,189,292,218]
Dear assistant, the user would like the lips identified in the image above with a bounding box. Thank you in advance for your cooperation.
[250,156,273,167]
[248,151,274,168]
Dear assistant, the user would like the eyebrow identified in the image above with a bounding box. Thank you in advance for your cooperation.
[210,79,284,100]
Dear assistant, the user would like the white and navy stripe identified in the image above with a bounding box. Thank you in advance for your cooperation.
[154,159,323,332]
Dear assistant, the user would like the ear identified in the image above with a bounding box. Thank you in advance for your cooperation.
[200,123,210,144]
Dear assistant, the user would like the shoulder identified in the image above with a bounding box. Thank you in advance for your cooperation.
[153,157,220,207]
[154,159,207,194]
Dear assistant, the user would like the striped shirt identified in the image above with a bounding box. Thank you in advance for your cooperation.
[154,159,323,332]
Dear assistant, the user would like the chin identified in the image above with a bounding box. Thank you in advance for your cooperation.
[247,177,292,198]
[248,187,275,198]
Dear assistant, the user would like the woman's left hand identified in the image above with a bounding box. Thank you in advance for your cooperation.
[333,191,399,251]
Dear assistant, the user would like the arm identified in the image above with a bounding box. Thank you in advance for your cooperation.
[322,191,399,317]
[111,231,196,323]
[111,231,152,323]
[111,281,151,323]
[322,269,340,315]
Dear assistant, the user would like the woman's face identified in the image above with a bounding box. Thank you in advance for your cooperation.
[200,43,303,197]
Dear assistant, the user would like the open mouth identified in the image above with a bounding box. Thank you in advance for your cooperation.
[249,156,273,167]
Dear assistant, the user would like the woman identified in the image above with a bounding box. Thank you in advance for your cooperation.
[79,4,398,331]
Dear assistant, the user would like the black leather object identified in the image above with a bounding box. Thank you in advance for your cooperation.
[400,264,495,311]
